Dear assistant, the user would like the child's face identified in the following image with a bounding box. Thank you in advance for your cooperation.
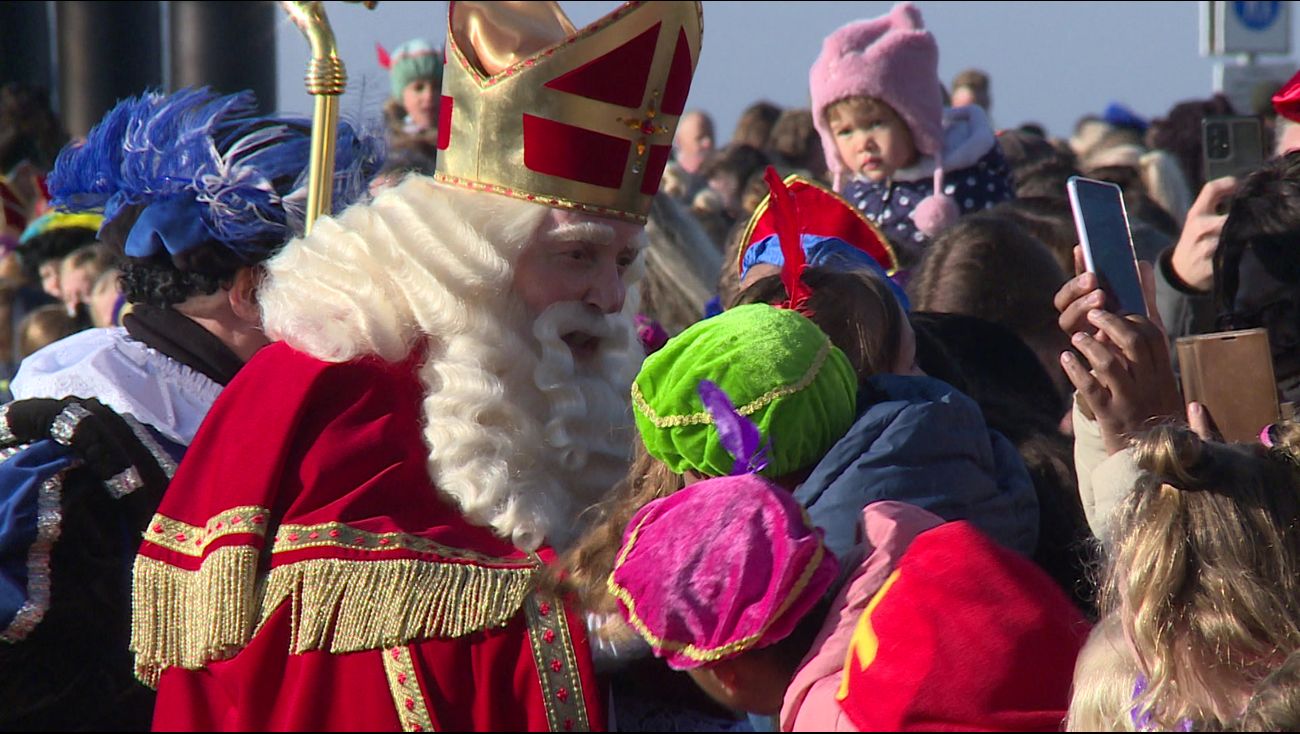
[59,261,94,311]
[37,261,61,299]
[402,78,439,131]
[828,99,918,182]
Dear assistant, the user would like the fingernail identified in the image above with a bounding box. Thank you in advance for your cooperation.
[1189,401,1201,416]
[1071,332,1087,344]
[1088,292,1105,306]
[1061,351,1076,365]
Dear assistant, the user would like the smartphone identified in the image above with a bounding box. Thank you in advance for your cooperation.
[1177,328,1280,443]
[1067,176,1148,317]
[1202,115,1264,183]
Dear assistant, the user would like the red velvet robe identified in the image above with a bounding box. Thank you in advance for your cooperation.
[132,342,605,731]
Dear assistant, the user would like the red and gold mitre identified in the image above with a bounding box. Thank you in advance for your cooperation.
[435,1,703,223]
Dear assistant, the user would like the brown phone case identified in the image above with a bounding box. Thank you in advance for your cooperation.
[1176,328,1280,443]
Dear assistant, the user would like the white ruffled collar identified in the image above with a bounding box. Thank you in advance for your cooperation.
[10,327,222,445]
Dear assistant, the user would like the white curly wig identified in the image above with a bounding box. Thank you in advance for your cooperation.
[258,176,645,552]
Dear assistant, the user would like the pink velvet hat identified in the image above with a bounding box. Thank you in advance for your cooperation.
[607,473,840,670]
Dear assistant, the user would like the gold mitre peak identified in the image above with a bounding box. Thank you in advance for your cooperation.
[435,1,703,223]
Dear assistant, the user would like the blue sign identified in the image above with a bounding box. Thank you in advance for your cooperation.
[1234,1,1282,31]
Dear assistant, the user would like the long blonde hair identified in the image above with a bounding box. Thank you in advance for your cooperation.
[1066,615,1139,732]
[1101,423,1300,729]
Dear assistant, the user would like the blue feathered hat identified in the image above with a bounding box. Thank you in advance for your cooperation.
[47,87,383,268]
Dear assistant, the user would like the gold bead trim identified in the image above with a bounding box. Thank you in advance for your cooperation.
[272,520,537,568]
[432,173,648,224]
[382,643,436,732]
[524,593,590,732]
[143,505,271,557]
[630,338,833,428]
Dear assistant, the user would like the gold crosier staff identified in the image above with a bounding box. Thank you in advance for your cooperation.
[279,1,376,233]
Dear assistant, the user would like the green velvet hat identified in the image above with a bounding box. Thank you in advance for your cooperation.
[632,303,857,479]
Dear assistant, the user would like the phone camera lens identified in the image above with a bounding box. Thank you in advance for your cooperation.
[1207,123,1230,159]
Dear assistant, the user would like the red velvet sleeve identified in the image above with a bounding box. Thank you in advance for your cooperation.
[138,343,605,731]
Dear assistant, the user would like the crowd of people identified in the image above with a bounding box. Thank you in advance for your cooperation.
[3,0,1300,731]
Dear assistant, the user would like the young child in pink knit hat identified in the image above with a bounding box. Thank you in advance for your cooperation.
[810,2,1014,269]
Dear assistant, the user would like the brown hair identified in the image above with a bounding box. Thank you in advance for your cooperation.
[734,266,904,383]
[1234,648,1300,731]
[822,95,894,127]
[715,218,752,309]
[951,68,990,95]
[731,100,782,150]
[767,109,827,180]
[546,441,686,614]
[1102,422,1300,729]
[908,212,1068,358]
[18,304,77,359]
[990,197,1079,276]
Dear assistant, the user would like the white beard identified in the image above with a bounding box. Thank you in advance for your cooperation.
[418,297,643,553]
[260,177,645,552]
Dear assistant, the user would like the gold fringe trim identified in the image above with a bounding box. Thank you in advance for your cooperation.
[131,546,261,687]
[261,557,539,655]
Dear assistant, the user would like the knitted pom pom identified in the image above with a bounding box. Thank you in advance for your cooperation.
[910,192,960,238]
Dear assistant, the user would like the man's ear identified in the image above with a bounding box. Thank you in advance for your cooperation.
[228,266,263,324]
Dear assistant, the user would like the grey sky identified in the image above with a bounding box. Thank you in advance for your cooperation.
[275,1,1299,142]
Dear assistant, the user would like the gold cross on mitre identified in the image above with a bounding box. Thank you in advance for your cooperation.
[435,1,703,223]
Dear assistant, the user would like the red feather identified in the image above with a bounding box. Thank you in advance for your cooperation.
[762,167,813,315]
[376,42,392,70]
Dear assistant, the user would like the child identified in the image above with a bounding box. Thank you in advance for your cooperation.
[608,473,1089,730]
[16,302,77,359]
[1087,422,1300,730]
[57,242,115,326]
[377,38,442,173]
[809,2,1014,268]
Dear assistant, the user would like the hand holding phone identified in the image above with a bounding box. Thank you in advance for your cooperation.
[1067,176,1149,317]
[1203,115,1264,185]
[1177,328,1279,443]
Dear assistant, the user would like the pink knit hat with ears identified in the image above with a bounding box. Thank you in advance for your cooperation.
[809,2,958,237]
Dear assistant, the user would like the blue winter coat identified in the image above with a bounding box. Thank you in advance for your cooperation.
[795,374,1039,561]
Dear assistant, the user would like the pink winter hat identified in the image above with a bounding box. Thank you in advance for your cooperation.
[809,2,944,189]
[607,474,839,671]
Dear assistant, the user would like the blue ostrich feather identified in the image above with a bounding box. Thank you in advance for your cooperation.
[48,93,159,211]
[47,87,383,262]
